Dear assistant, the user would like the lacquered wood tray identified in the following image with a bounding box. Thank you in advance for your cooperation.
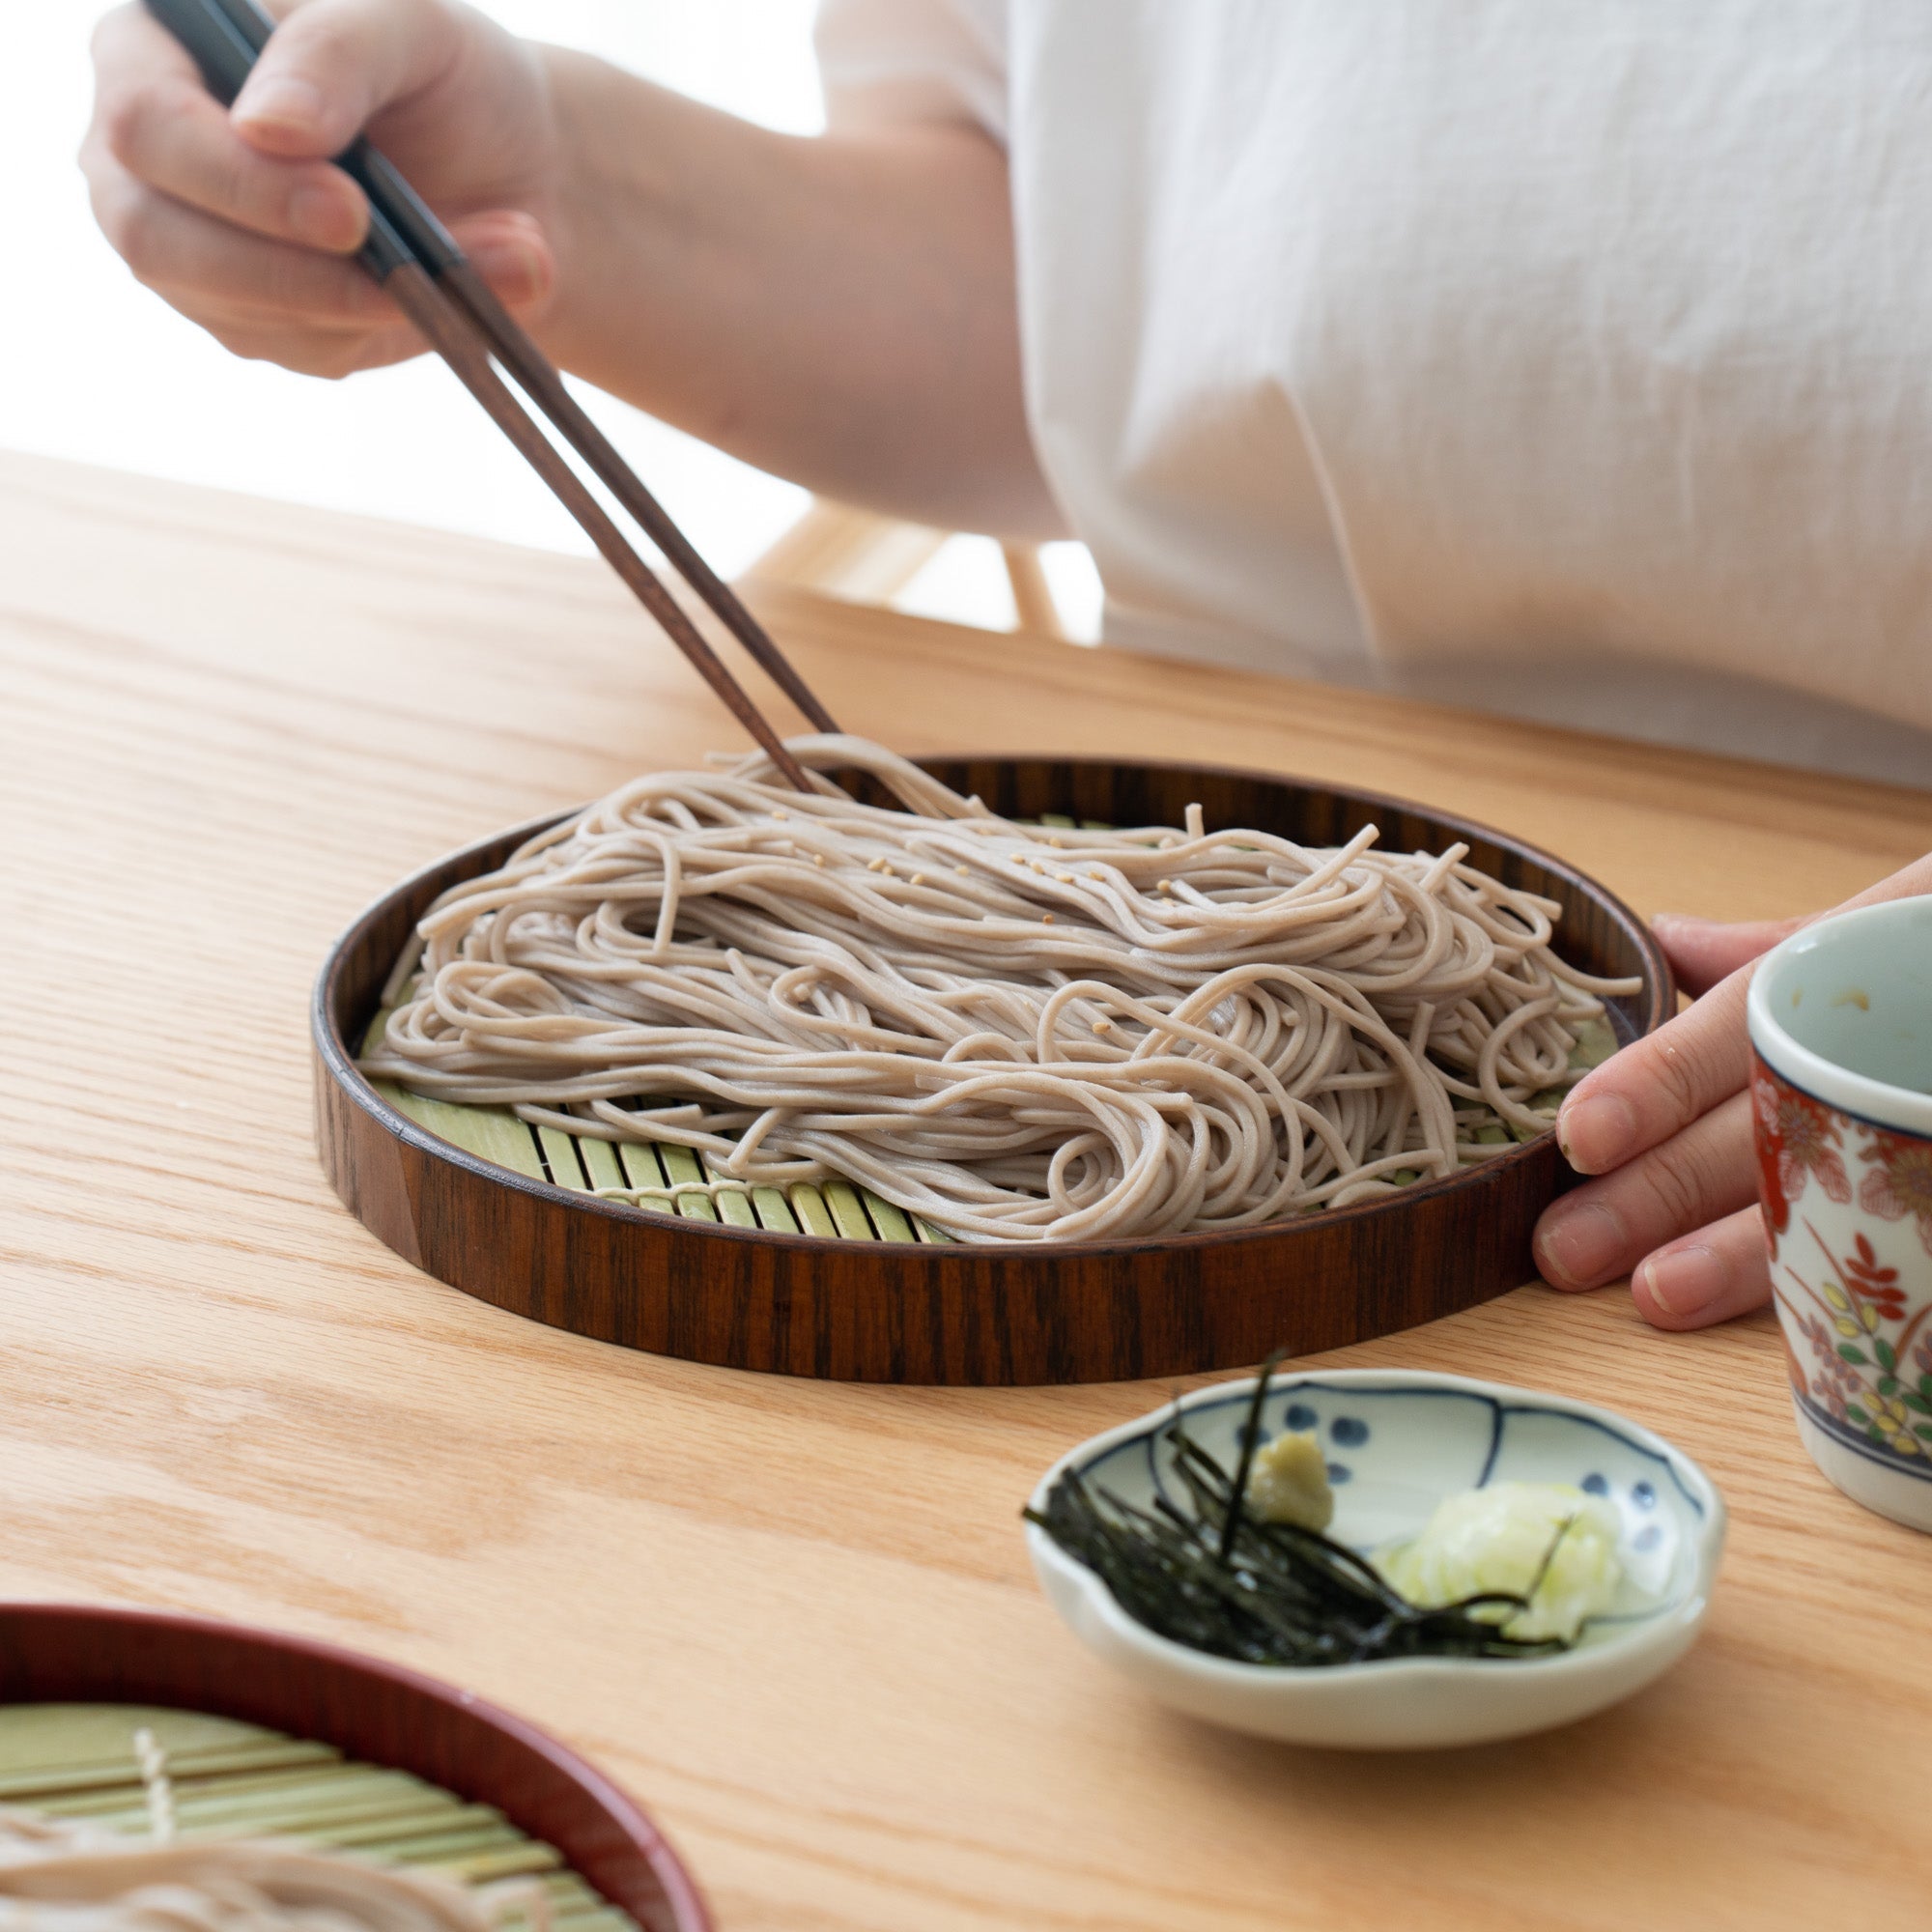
[314,755,1671,1385]
[0,1604,708,1932]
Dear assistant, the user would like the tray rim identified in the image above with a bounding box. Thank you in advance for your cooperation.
[0,1600,710,1932]
[314,752,1673,1266]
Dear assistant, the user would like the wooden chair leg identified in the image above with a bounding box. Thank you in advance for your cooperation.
[745,501,947,603]
[748,501,1071,642]
[1002,542,1065,639]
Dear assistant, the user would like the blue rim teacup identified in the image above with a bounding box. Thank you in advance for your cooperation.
[1747,896,1932,1531]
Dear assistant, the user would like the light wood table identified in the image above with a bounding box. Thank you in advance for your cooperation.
[5,447,1932,1930]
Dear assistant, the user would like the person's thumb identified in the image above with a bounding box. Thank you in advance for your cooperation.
[1649,912,1805,1000]
[232,0,457,158]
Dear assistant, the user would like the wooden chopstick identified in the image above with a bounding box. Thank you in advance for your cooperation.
[143,0,827,791]
[200,0,840,740]
[426,262,842,736]
[378,262,816,787]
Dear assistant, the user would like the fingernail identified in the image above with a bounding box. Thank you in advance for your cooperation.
[289,184,359,250]
[1640,1244,1726,1319]
[1534,1200,1627,1289]
[236,75,326,134]
[473,237,545,302]
[1556,1093,1638,1173]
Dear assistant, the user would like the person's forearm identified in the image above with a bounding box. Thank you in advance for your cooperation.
[535,51,1062,539]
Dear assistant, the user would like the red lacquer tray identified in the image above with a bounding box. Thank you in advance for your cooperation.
[0,1603,709,1932]
[315,754,1670,1385]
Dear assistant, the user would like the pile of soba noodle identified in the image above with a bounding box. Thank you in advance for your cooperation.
[0,1809,529,1932]
[363,736,1637,1241]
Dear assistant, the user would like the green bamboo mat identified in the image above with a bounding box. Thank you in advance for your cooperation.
[358,984,956,1247]
[0,1705,635,1932]
[365,1009,1616,1218]
[355,813,1140,1239]
[361,1021,951,1245]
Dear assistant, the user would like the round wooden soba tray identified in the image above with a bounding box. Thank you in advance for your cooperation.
[0,1602,710,1932]
[315,755,1671,1385]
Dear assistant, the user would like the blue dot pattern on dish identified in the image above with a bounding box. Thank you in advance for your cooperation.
[1284,1402,1317,1432]
[1329,1416,1370,1448]
[1633,1524,1662,1552]
[1632,1480,1657,1510]
[1580,1472,1609,1496]
[1326,1463,1352,1485]
[1239,1425,1271,1449]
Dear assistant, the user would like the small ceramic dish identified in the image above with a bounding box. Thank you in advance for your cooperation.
[1026,1369,1725,1749]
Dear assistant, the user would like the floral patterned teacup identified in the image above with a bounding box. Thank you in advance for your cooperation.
[1747,897,1932,1532]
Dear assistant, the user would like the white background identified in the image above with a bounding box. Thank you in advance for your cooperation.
[4,0,1100,633]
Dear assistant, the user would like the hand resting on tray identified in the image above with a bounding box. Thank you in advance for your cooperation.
[1534,853,1932,1329]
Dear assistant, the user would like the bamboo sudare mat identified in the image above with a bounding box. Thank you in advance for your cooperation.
[0,1704,636,1932]
[352,810,1140,1244]
[360,1004,952,1245]
[356,810,1620,1237]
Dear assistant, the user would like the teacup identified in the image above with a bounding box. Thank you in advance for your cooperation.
[1747,896,1932,1531]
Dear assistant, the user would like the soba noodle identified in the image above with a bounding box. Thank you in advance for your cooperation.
[361,736,1639,1241]
[0,1808,533,1932]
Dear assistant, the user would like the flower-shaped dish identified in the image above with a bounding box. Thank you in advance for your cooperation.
[1026,1368,1724,1748]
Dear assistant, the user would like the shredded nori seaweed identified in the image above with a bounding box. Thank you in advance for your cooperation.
[1026,1360,1576,1667]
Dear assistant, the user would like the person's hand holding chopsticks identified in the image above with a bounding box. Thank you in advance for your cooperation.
[78,0,1057,538]
[82,0,559,378]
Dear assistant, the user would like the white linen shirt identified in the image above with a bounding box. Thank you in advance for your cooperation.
[817,0,1932,785]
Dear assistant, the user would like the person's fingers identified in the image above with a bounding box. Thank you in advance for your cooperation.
[94,156,550,372]
[1561,854,1932,1179]
[101,67,367,251]
[1630,1207,1773,1331]
[185,212,550,327]
[158,203,554,318]
[91,169,395,324]
[442,210,555,309]
[1651,913,1805,1000]
[182,311,429,378]
[231,0,465,159]
[1534,1090,1757,1291]
[83,7,211,206]
[1556,970,1753,1177]
[89,4,199,101]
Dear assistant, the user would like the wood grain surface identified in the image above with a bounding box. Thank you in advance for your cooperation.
[5,447,1932,1930]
